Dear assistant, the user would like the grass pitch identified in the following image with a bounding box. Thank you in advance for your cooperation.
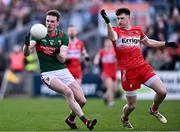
[0,98,180,131]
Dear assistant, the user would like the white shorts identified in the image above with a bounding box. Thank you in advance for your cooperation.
[125,75,159,97]
[41,68,75,86]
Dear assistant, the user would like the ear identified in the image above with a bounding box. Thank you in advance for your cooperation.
[56,20,60,27]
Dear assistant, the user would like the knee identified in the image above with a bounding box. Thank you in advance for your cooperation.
[64,89,73,98]
[160,90,167,98]
[158,88,167,97]
[79,98,87,107]
[127,104,136,111]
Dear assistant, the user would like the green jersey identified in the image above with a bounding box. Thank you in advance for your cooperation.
[33,30,69,72]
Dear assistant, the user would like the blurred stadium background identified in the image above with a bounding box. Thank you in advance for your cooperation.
[0,0,180,131]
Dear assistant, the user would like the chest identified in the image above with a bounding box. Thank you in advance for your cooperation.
[115,29,142,47]
[40,37,62,47]
[68,40,83,51]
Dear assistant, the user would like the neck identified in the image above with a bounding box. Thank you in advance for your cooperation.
[48,30,56,36]
[70,36,76,41]
[120,24,131,30]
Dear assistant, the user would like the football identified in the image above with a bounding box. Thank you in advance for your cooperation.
[30,23,47,40]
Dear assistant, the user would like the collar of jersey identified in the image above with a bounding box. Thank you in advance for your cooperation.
[47,30,58,38]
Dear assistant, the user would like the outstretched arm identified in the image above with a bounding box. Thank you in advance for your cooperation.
[94,53,100,65]
[82,47,90,61]
[100,9,118,41]
[142,37,178,48]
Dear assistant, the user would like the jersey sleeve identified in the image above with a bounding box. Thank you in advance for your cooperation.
[80,40,85,52]
[139,27,147,40]
[62,32,69,46]
[99,49,103,58]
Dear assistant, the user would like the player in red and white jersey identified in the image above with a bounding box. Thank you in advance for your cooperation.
[66,25,89,84]
[94,38,117,107]
[101,8,178,129]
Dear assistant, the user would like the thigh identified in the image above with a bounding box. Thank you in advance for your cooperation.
[149,77,166,94]
[41,71,70,95]
[50,77,70,94]
[56,69,76,86]
[68,81,86,103]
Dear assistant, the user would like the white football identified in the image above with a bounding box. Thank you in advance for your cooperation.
[30,24,47,40]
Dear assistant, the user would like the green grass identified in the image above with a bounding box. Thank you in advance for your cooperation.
[0,98,180,131]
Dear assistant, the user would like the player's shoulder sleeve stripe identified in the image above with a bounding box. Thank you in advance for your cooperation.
[141,35,148,41]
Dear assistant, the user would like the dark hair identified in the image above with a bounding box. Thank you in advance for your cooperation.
[116,8,130,16]
[46,10,61,21]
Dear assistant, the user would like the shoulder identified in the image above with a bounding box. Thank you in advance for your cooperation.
[77,39,84,45]
[112,26,119,31]
[99,49,105,54]
[131,26,143,31]
[58,31,68,38]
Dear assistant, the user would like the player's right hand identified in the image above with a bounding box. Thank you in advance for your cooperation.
[25,33,30,46]
[100,9,110,24]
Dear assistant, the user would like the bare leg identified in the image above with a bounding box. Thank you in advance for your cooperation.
[50,77,84,117]
[122,95,137,121]
[121,94,136,129]
[104,78,115,107]
[67,81,87,121]
[145,76,167,124]
[149,77,167,111]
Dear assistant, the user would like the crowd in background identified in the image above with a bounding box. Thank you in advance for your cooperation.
[0,0,180,78]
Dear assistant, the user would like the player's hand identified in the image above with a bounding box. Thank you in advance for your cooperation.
[24,33,30,46]
[53,45,61,55]
[100,9,110,24]
[165,42,178,48]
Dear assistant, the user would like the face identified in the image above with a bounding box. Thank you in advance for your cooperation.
[67,26,77,38]
[104,39,112,49]
[117,13,130,28]
[46,15,59,32]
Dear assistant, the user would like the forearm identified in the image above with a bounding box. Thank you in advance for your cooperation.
[148,39,165,47]
[56,53,66,63]
[23,45,31,56]
[107,23,117,41]
[142,38,165,48]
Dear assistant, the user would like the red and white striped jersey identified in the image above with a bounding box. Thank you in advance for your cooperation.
[99,48,116,75]
[112,26,147,70]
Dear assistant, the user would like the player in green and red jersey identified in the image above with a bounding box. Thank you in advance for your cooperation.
[23,10,97,130]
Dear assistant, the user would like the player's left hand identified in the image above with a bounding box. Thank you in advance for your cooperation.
[165,42,178,48]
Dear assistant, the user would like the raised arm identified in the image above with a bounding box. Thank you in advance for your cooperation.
[23,33,37,56]
[100,9,118,41]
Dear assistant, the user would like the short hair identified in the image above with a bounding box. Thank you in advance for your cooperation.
[116,8,130,16]
[46,10,61,21]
